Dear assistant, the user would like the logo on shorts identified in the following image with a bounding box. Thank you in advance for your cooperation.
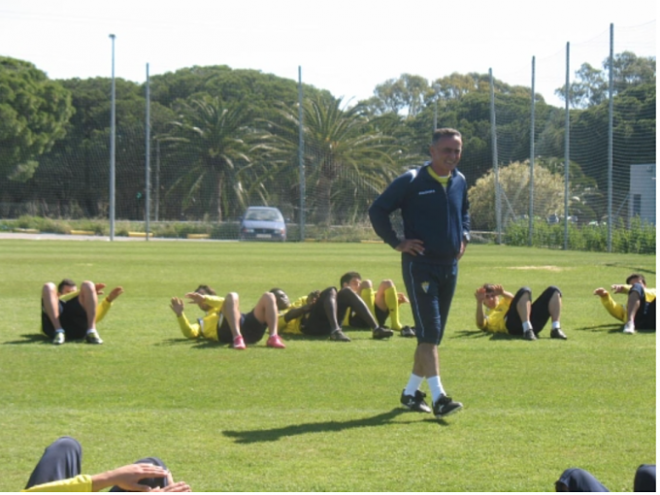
[421,281,430,293]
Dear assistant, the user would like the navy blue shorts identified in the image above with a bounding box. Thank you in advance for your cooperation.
[402,256,458,345]
[348,305,388,328]
[216,310,267,344]
[41,296,88,339]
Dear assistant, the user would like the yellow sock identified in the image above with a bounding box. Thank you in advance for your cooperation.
[385,286,402,330]
[361,288,376,318]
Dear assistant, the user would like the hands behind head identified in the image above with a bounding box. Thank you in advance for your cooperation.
[185,292,205,305]
[154,481,192,492]
[474,286,486,301]
[92,463,191,492]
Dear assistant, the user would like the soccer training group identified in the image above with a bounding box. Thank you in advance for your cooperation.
[30,128,656,492]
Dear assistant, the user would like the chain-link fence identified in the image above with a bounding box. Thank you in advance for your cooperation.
[0,23,654,252]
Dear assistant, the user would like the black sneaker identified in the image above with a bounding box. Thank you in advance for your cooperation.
[400,326,416,338]
[329,329,351,342]
[523,329,537,341]
[372,327,394,339]
[433,395,463,418]
[400,389,431,413]
[550,328,567,340]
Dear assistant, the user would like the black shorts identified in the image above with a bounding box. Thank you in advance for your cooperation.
[348,305,388,328]
[505,286,561,335]
[216,311,267,344]
[299,287,337,336]
[41,296,88,339]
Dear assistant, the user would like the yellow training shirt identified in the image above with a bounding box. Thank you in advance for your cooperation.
[598,286,656,322]
[481,298,511,334]
[176,295,225,340]
[278,296,308,335]
[22,474,92,492]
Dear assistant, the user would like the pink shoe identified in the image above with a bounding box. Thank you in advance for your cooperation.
[233,335,246,350]
[267,334,286,349]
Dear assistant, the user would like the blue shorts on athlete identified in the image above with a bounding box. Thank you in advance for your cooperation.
[402,254,458,346]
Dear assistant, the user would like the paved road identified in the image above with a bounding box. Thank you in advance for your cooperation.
[0,232,233,242]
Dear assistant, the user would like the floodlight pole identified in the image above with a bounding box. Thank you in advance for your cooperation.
[529,56,535,246]
[563,42,570,250]
[145,63,151,241]
[607,24,614,253]
[109,34,116,241]
[298,66,305,242]
[489,68,501,244]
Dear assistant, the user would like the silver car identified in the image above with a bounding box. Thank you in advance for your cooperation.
[239,206,286,242]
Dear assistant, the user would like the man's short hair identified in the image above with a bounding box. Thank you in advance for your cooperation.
[482,284,496,294]
[340,271,361,287]
[194,284,216,296]
[57,279,76,294]
[626,273,646,285]
[432,128,461,145]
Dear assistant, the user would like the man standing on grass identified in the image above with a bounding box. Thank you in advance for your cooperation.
[369,128,470,419]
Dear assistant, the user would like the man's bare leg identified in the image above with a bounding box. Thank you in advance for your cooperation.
[222,292,245,349]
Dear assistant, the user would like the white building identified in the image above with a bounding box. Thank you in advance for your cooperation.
[629,164,656,225]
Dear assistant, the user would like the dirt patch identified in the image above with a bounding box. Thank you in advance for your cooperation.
[507,266,565,271]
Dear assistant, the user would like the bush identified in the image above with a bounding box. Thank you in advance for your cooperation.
[504,218,655,254]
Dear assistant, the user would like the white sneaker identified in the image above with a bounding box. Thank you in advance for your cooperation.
[623,322,635,334]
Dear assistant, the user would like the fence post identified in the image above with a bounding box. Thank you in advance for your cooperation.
[529,56,536,247]
[109,34,116,241]
[298,66,305,242]
[607,23,614,253]
[563,42,570,250]
[145,63,151,241]
[489,69,501,245]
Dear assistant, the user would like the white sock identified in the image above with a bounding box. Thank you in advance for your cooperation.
[522,321,533,332]
[86,328,97,335]
[427,375,446,404]
[403,374,424,397]
[552,321,561,330]
[55,329,64,334]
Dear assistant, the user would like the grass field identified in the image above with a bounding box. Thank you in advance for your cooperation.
[0,239,655,492]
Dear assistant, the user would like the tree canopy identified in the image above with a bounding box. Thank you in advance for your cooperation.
[0,52,654,231]
[0,57,74,181]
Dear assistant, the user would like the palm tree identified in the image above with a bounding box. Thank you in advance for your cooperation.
[266,95,399,225]
[165,97,256,221]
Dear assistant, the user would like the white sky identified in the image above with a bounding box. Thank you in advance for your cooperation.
[0,0,656,107]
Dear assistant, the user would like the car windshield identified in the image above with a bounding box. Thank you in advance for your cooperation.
[245,209,283,222]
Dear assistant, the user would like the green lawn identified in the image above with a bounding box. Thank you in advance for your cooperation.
[0,240,655,492]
